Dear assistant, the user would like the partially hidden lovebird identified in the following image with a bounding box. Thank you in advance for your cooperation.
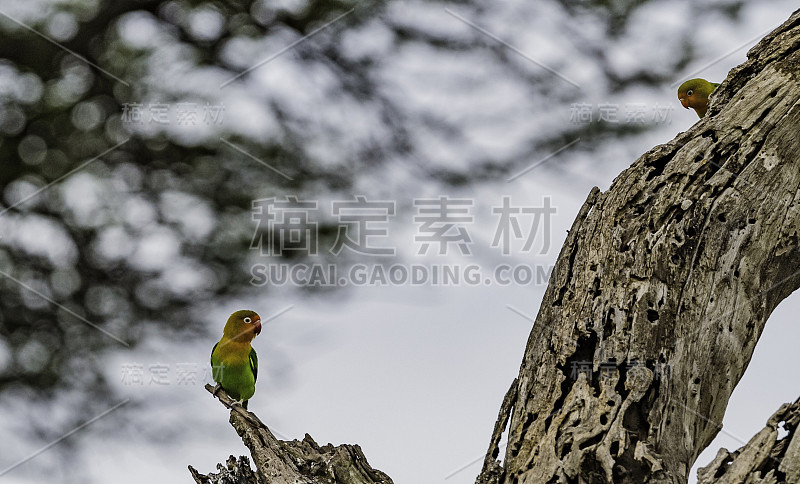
[211,310,261,409]
[677,78,720,118]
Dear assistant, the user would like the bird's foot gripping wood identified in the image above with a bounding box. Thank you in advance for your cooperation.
[205,384,263,427]
[210,384,247,409]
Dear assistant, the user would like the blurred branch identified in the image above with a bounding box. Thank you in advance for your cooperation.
[189,384,393,484]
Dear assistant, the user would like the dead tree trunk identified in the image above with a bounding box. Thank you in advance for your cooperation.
[188,385,393,484]
[188,10,800,484]
[478,9,800,484]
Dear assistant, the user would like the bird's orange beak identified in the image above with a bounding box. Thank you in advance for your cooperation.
[253,316,262,335]
[679,97,689,109]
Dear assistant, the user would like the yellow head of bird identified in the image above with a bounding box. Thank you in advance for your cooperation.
[677,78,717,118]
[223,309,262,342]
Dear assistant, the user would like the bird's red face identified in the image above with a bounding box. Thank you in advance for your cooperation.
[677,87,699,110]
[243,313,262,336]
[242,313,261,338]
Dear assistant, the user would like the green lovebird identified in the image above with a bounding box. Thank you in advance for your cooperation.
[677,78,720,118]
[211,310,261,409]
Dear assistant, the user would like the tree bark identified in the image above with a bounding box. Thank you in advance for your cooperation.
[478,8,800,484]
[696,396,800,484]
[188,9,800,484]
[188,384,393,484]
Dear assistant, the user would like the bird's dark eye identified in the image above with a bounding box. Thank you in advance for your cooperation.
[687,90,693,96]
[244,317,251,324]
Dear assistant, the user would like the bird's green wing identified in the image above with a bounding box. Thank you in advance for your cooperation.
[249,347,258,382]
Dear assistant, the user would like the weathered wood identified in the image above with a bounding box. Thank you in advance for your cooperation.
[189,455,259,484]
[188,9,800,484]
[188,384,393,484]
[697,397,800,484]
[478,8,800,484]
[477,378,519,484]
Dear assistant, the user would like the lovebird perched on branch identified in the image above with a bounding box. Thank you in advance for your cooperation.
[677,78,720,118]
[211,310,261,409]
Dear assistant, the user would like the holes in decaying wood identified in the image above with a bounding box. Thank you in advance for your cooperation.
[615,361,630,401]
[708,149,725,177]
[512,413,535,459]
[552,243,580,307]
[553,332,599,432]
[645,156,671,181]
[673,209,685,225]
[600,414,609,426]
[713,455,735,478]
[770,88,779,98]
[604,309,615,340]
[647,310,659,323]
[650,181,666,195]
[687,226,697,237]
[591,277,602,299]
[717,213,727,223]
[702,130,719,142]
[778,420,790,440]
[578,432,605,450]
[543,414,554,436]
[634,205,646,216]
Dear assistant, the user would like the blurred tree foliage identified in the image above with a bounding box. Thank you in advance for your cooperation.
[0,0,752,448]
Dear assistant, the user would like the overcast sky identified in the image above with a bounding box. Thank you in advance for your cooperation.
[1,1,800,484]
